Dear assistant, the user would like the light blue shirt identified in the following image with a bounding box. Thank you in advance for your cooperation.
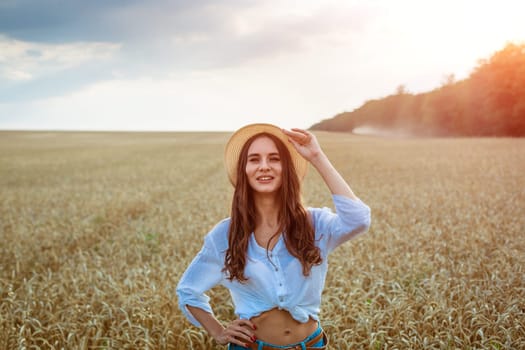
[176,194,371,327]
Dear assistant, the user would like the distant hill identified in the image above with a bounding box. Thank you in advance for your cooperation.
[311,43,525,137]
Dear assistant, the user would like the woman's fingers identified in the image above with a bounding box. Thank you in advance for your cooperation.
[283,128,312,145]
[282,127,323,162]
[238,319,256,331]
[283,128,307,137]
[220,319,256,347]
[233,321,256,341]
[290,127,308,134]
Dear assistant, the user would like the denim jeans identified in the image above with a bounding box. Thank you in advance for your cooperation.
[228,322,324,350]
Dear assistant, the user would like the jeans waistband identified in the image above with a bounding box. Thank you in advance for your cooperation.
[229,322,325,350]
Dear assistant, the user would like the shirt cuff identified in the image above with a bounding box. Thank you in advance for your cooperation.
[177,289,214,328]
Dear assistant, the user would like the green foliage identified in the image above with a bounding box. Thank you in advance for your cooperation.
[311,42,525,136]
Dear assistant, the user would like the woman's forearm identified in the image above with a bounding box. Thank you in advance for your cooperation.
[310,151,358,200]
[282,128,359,200]
[186,305,225,341]
[186,305,256,347]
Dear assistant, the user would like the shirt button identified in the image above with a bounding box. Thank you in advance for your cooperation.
[275,267,279,271]
[279,297,284,302]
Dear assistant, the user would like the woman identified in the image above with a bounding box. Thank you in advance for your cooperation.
[176,124,371,349]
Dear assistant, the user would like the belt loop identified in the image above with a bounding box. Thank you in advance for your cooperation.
[257,341,264,350]
[300,342,307,350]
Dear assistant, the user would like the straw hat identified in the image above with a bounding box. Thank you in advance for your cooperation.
[224,123,308,186]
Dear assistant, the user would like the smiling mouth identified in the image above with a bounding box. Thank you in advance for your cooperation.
[257,176,274,181]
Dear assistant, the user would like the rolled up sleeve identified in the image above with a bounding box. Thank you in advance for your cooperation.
[176,234,224,327]
[313,194,371,253]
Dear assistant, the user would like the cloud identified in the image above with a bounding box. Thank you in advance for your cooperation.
[157,2,375,70]
[3,0,521,131]
[0,0,375,104]
[0,0,142,41]
[0,0,255,42]
[0,35,121,80]
[1,0,374,70]
[0,34,121,101]
[0,62,349,132]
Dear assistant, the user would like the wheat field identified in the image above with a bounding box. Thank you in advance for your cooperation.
[1,131,524,350]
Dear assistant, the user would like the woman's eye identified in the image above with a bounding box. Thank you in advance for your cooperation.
[270,157,280,162]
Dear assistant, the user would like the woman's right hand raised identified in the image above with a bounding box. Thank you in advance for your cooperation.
[215,318,256,347]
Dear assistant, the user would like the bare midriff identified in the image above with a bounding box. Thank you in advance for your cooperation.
[250,308,318,345]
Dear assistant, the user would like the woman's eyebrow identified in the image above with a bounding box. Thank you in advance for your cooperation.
[248,152,279,157]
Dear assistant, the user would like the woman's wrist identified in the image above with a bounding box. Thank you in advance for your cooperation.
[209,324,227,344]
[308,150,328,169]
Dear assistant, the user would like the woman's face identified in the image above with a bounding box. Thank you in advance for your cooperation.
[245,136,283,194]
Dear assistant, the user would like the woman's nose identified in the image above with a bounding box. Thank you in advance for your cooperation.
[259,158,270,170]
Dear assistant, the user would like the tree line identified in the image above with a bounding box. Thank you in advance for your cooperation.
[311,42,525,137]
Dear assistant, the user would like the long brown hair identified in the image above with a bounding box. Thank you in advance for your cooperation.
[223,132,322,282]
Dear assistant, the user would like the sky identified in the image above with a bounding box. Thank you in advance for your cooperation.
[0,0,523,131]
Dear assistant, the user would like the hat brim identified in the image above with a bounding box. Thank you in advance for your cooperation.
[224,123,308,186]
